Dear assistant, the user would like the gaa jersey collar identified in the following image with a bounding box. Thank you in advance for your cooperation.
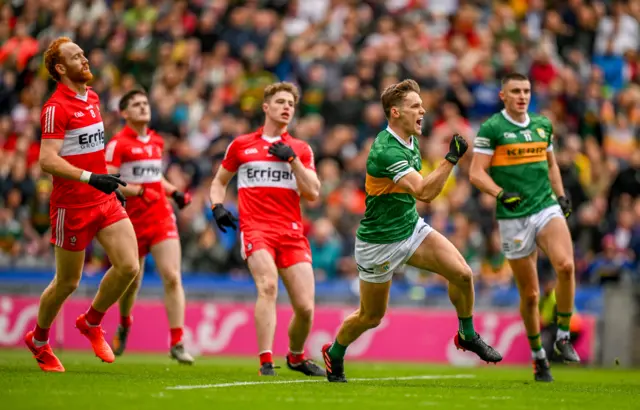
[255,126,291,143]
[386,126,414,150]
[56,82,92,102]
[121,125,151,143]
[501,109,530,128]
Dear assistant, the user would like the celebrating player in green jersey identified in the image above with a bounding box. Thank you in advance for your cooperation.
[320,79,502,383]
[469,73,580,382]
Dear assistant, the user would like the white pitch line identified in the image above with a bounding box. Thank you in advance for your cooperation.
[166,374,475,390]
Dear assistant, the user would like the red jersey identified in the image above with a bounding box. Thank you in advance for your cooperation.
[40,83,111,208]
[221,128,316,235]
[105,126,173,227]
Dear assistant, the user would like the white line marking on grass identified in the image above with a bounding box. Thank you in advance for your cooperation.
[166,374,475,390]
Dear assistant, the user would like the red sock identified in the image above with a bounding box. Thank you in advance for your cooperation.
[287,351,305,365]
[85,305,105,326]
[170,328,183,347]
[259,351,273,365]
[121,316,133,328]
[34,324,50,343]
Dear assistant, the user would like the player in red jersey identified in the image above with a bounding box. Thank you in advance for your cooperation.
[105,89,194,364]
[24,37,140,372]
[209,82,325,376]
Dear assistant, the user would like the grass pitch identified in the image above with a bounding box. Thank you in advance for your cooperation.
[1,349,639,410]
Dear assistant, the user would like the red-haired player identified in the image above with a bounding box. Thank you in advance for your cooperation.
[105,89,193,364]
[25,37,140,372]
[209,82,325,376]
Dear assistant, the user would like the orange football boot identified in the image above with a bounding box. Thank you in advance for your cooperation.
[75,314,115,363]
[24,330,65,372]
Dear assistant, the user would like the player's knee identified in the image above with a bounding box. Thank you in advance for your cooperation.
[117,259,140,281]
[521,289,540,311]
[162,270,182,292]
[555,258,574,279]
[55,277,81,295]
[257,279,278,300]
[293,303,314,322]
[454,263,473,288]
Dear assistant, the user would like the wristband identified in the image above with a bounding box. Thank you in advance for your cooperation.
[80,171,92,183]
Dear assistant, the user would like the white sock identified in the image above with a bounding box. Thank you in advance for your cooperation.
[532,349,546,360]
[33,337,48,348]
[556,329,570,341]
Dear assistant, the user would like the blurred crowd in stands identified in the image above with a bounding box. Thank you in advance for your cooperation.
[1,0,639,290]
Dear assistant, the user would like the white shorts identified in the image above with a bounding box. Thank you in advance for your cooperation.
[498,204,565,260]
[355,218,434,283]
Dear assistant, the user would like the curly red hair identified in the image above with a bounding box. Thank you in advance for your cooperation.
[44,37,73,82]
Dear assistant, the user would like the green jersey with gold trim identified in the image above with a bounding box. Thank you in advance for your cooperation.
[356,127,422,244]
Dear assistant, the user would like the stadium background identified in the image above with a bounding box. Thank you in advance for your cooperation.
[0,0,639,364]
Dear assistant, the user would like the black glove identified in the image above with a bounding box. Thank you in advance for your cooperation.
[445,134,468,165]
[88,173,127,194]
[171,191,192,210]
[212,203,238,233]
[268,141,296,163]
[115,189,126,207]
[497,190,523,211]
[558,196,572,219]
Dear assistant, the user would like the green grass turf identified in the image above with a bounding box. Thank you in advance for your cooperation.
[1,349,639,410]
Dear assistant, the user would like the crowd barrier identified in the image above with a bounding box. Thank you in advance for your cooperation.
[0,295,595,365]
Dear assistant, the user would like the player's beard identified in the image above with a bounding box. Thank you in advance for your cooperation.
[67,66,94,84]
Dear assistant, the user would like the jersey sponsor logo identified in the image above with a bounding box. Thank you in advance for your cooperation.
[238,161,297,190]
[491,142,548,167]
[59,122,105,156]
[119,159,164,183]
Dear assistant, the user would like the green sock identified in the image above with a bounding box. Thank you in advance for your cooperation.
[458,316,476,340]
[328,340,347,360]
[557,312,572,332]
[528,333,542,351]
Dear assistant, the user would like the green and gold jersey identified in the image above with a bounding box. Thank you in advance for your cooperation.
[473,109,558,219]
[356,127,422,244]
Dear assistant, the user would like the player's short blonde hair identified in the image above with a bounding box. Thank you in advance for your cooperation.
[44,37,73,82]
[263,82,300,104]
[380,79,420,119]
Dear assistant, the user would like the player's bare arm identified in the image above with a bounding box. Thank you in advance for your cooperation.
[40,139,125,195]
[546,150,572,218]
[289,158,320,201]
[161,177,178,195]
[40,138,85,181]
[209,165,238,232]
[396,161,453,203]
[396,133,468,202]
[210,165,235,204]
[106,164,139,197]
[470,152,523,210]
[469,153,502,197]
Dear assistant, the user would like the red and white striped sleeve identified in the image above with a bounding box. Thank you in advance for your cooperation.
[40,102,68,140]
